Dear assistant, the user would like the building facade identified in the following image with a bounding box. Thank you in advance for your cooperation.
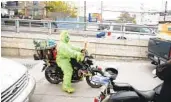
[6,1,46,19]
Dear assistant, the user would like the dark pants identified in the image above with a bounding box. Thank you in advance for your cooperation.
[157,82,171,102]
[52,22,58,32]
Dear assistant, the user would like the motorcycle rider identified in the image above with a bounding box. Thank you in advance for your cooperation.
[156,59,171,102]
[56,30,84,93]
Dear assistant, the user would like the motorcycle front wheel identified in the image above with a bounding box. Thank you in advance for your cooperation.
[86,70,104,88]
[45,66,62,84]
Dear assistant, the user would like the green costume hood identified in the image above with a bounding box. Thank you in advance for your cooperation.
[60,30,70,43]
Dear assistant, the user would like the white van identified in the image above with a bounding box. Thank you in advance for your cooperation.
[105,24,157,40]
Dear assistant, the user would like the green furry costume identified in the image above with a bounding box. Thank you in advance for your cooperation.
[56,30,84,93]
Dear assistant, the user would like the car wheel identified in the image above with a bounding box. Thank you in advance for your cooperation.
[117,37,121,39]
[123,37,127,40]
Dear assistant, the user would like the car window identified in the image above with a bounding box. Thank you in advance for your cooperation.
[113,25,121,31]
[140,28,151,33]
[106,25,110,30]
[125,26,140,32]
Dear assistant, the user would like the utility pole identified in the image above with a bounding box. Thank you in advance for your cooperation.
[140,3,144,24]
[76,1,80,29]
[164,1,167,21]
[101,1,103,22]
[84,1,86,31]
[24,1,27,17]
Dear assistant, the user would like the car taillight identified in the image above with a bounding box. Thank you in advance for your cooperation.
[94,97,99,102]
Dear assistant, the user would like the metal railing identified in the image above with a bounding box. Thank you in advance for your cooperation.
[1,18,154,59]
[1,18,158,36]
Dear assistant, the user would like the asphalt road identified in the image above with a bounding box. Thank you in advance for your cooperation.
[6,57,162,102]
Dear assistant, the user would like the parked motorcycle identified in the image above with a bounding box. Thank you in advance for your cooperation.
[93,67,163,102]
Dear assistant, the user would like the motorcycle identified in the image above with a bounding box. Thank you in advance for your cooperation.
[42,52,105,88]
[33,40,105,88]
[93,66,163,102]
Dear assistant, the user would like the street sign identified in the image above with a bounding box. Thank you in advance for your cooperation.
[88,13,102,22]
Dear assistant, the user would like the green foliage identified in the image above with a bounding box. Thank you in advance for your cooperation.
[18,9,25,15]
[116,12,136,23]
[45,1,77,17]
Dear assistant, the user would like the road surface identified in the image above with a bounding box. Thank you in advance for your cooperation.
[5,57,162,102]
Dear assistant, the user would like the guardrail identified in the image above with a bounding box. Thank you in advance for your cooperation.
[1,19,154,59]
[1,18,158,36]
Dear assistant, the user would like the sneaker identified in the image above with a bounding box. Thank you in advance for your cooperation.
[62,87,75,93]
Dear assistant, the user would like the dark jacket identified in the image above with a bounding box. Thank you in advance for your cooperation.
[157,62,171,102]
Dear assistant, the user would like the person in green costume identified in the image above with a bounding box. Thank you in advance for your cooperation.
[56,30,84,93]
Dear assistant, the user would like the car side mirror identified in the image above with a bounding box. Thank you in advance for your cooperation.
[152,31,155,34]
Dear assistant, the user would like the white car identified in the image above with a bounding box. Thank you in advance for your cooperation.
[104,25,157,40]
[1,58,36,102]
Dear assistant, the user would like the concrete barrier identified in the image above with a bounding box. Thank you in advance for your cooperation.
[1,32,149,59]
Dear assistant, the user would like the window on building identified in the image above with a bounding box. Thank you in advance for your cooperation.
[34,8,38,16]
[6,1,18,6]
[33,1,38,5]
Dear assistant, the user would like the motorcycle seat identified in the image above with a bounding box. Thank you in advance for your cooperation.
[114,82,155,100]
[114,83,133,91]
[135,90,155,100]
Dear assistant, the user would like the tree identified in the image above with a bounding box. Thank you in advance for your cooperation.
[116,12,136,23]
[45,1,77,18]
[18,9,25,15]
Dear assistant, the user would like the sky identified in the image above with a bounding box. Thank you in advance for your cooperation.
[1,0,171,20]
[74,0,171,20]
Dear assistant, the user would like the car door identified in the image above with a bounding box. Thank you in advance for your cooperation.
[112,25,122,39]
[124,26,140,40]
[139,27,156,40]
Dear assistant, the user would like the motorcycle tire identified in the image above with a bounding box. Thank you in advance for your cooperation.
[45,66,62,84]
[86,70,104,88]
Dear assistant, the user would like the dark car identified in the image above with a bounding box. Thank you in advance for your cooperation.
[148,38,171,65]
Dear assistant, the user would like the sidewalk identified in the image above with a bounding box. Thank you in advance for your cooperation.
[4,57,162,102]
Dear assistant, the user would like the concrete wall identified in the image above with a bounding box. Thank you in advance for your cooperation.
[1,32,149,59]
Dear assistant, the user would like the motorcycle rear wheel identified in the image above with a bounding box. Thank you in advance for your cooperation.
[45,66,62,84]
